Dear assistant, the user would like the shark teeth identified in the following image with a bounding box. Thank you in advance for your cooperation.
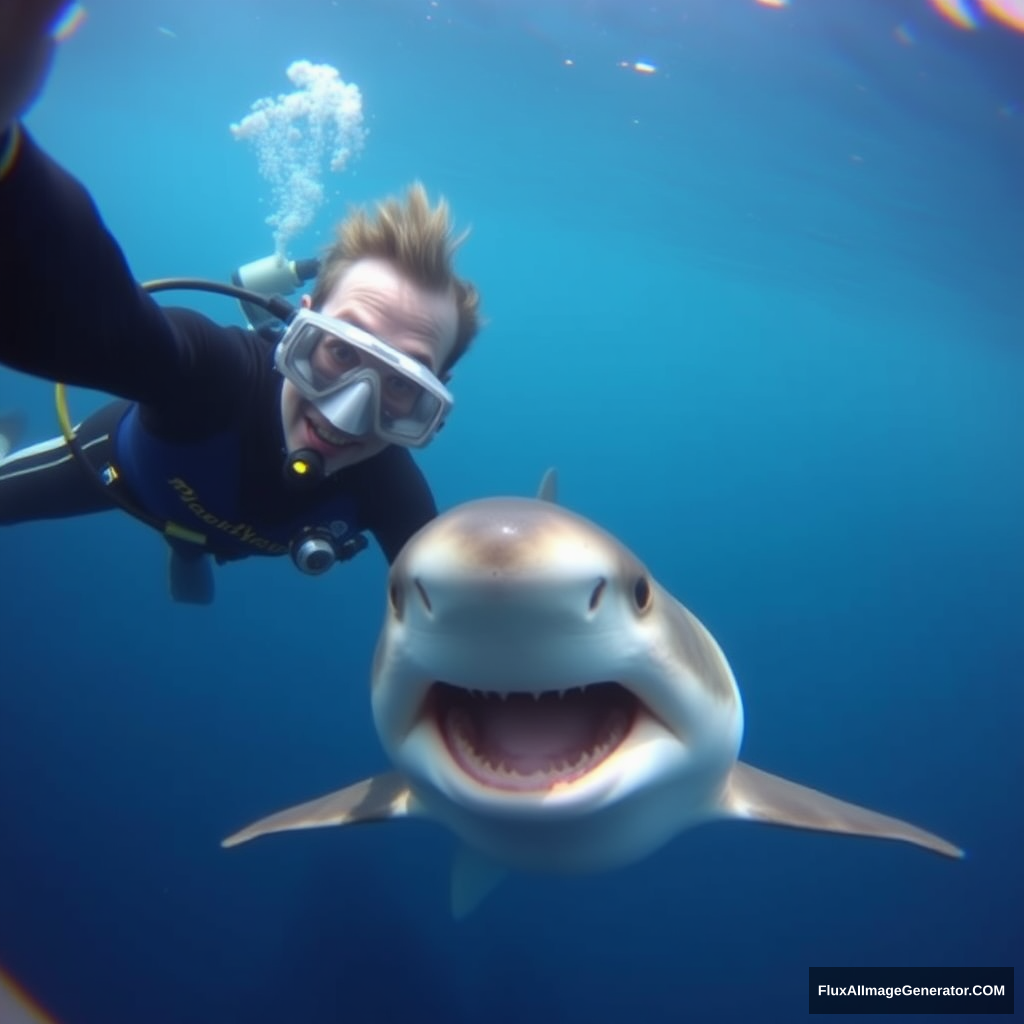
[465,686,590,701]
[431,682,637,793]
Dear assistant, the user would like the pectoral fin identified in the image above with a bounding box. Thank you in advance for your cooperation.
[721,761,963,859]
[222,771,415,848]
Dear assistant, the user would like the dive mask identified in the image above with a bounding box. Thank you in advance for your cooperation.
[274,308,453,448]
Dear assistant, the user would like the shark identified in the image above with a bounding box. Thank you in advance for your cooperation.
[223,471,962,914]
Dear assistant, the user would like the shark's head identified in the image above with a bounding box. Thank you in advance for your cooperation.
[371,496,744,871]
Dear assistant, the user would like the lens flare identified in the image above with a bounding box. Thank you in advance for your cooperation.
[0,968,62,1024]
[929,0,1024,30]
[979,0,1024,31]
[928,0,981,28]
[231,61,366,259]
[51,2,86,42]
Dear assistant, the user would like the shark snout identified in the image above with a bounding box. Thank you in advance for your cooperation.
[388,497,654,624]
[390,571,621,628]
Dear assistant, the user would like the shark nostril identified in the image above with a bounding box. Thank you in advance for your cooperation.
[589,577,607,612]
[415,578,433,612]
[388,582,405,619]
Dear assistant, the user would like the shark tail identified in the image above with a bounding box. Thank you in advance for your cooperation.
[451,845,508,918]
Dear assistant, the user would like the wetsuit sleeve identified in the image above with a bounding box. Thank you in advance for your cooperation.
[352,447,437,564]
[0,126,260,419]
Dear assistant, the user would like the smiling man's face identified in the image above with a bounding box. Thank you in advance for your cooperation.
[280,257,459,474]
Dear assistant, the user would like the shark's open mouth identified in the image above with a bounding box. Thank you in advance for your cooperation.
[431,682,637,793]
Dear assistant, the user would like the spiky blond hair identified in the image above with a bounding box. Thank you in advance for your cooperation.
[311,183,481,372]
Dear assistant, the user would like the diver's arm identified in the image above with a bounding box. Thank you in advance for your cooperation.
[352,447,438,564]
[0,0,64,138]
[0,127,259,414]
[0,3,225,403]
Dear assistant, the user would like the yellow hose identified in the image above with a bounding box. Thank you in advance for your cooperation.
[53,380,206,546]
[54,381,74,443]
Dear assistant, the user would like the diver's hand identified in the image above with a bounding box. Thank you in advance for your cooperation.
[0,0,70,132]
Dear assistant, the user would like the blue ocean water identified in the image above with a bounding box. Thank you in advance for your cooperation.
[1,1,1021,1021]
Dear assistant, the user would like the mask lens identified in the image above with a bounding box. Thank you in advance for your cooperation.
[380,372,429,417]
[277,310,452,447]
[309,331,363,392]
[380,388,443,440]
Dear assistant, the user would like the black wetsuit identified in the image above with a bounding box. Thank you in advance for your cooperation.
[0,126,436,590]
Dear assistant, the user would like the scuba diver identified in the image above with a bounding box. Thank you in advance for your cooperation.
[0,1,482,604]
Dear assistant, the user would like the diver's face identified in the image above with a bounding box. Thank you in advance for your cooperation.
[280,258,458,475]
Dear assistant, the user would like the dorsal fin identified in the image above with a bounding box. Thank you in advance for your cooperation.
[537,467,558,503]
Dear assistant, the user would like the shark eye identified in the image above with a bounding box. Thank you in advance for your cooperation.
[633,574,652,612]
